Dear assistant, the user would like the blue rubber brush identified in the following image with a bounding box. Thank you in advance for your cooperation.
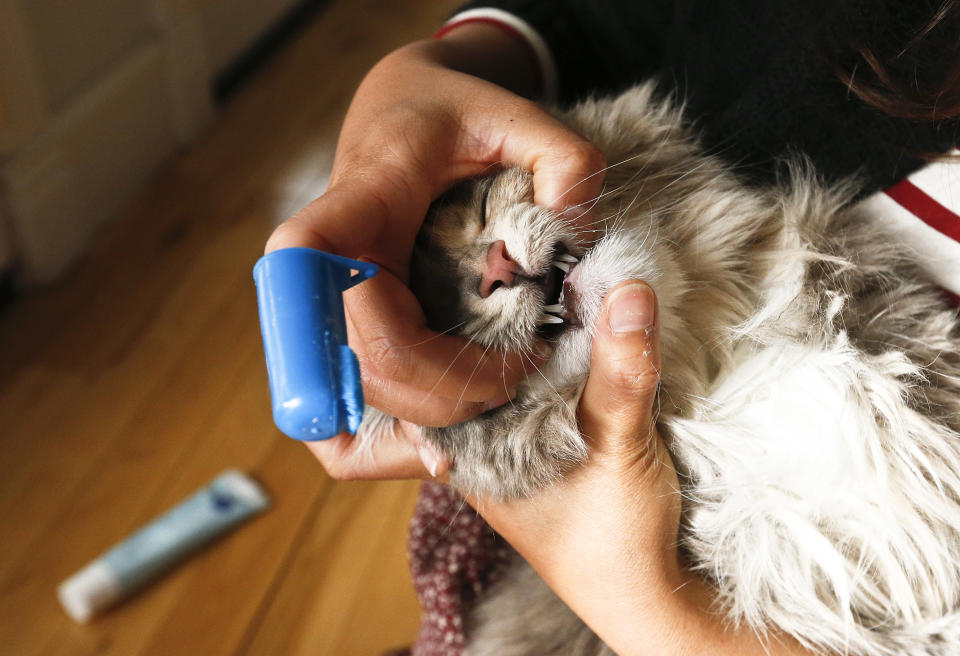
[253,248,378,440]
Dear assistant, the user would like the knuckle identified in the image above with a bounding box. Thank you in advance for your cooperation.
[509,95,544,118]
[604,357,660,394]
[264,222,293,254]
[365,335,414,382]
[321,460,351,481]
[568,139,606,174]
[264,218,321,253]
[312,450,355,480]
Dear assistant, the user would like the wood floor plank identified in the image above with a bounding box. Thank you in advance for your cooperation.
[241,479,422,656]
[0,218,269,583]
[2,291,269,650]
[1,1,462,654]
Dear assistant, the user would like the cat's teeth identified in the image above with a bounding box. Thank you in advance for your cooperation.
[543,304,563,314]
[555,253,578,263]
[552,261,571,273]
[538,314,564,325]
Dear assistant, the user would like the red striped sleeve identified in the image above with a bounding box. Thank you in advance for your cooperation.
[867,151,960,302]
[434,8,558,103]
[885,178,960,243]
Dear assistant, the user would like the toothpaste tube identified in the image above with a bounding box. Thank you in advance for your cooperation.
[57,470,269,623]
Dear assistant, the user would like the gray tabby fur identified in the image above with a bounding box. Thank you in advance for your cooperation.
[360,83,960,655]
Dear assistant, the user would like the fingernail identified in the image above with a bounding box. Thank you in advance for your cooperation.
[608,283,656,334]
[417,442,441,478]
[483,389,517,412]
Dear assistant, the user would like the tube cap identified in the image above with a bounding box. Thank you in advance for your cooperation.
[253,248,377,440]
[58,560,122,623]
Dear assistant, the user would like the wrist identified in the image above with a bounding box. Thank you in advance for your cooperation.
[410,23,541,99]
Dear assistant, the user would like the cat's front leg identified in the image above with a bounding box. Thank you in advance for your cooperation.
[357,383,585,499]
[424,384,586,499]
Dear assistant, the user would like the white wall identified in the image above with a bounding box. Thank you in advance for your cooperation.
[0,0,299,283]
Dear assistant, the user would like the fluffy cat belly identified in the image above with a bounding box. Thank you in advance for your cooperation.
[668,313,960,653]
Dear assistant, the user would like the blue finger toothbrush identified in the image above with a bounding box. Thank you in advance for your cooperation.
[253,248,378,440]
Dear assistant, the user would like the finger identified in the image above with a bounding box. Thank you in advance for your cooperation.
[362,374,496,427]
[264,166,429,272]
[346,271,542,403]
[305,430,425,480]
[304,420,450,482]
[482,100,607,216]
[400,420,451,482]
[578,281,661,455]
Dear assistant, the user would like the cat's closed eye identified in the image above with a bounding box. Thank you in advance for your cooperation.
[479,181,489,228]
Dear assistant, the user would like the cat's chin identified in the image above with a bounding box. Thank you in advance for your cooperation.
[534,324,593,393]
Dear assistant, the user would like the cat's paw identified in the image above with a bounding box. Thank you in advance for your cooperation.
[425,386,586,499]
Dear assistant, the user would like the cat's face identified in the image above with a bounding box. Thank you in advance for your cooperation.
[410,168,590,382]
[410,166,674,395]
[406,164,679,496]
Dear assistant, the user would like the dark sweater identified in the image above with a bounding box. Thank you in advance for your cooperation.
[456,0,959,192]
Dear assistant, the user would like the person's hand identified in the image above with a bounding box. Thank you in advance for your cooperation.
[473,281,680,632]
[268,25,606,480]
[472,281,811,656]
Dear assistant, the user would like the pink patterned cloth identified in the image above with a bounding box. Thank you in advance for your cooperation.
[408,482,513,656]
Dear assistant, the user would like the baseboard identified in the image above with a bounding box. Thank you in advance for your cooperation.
[212,0,334,104]
[0,265,17,314]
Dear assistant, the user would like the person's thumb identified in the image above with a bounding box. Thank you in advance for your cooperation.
[578,281,661,459]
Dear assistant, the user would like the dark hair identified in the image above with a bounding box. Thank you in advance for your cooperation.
[833,0,960,121]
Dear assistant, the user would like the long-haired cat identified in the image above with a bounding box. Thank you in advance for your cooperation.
[362,83,960,655]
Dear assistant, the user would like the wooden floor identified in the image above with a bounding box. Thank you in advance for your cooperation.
[0,2,462,654]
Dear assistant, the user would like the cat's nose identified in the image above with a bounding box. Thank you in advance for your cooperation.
[480,240,518,297]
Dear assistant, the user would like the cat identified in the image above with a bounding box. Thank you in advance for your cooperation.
[361,83,960,655]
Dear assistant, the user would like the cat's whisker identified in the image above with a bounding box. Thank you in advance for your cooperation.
[438,496,474,539]
[520,351,568,409]
[561,183,612,213]
[552,150,656,207]
[410,336,478,415]
[499,350,516,409]
[398,321,469,348]
[642,158,713,205]
[563,196,625,227]
[444,341,494,426]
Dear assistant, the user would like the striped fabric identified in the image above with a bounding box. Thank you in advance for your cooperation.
[860,151,960,298]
